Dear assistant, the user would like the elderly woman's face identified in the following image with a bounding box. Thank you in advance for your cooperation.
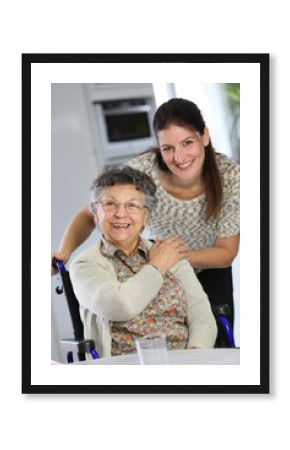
[95,184,149,253]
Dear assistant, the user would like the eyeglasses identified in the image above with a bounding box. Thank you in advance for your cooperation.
[97,200,146,214]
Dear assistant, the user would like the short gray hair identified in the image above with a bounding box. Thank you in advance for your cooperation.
[89,165,157,213]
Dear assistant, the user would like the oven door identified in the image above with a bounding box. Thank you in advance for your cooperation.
[104,105,152,142]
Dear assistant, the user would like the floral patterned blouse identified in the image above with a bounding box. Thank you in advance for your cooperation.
[101,238,189,355]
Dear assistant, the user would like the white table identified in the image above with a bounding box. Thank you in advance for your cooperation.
[76,348,240,365]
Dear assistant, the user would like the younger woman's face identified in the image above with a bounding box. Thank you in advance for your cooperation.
[157,124,209,184]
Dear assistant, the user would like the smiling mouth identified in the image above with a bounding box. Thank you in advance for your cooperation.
[174,160,195,169]
[111,223,131,229]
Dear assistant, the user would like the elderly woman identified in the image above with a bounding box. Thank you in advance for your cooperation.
[69,166,217,358]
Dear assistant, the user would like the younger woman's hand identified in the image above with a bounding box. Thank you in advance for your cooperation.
[149,237,188,273]
[51,251,68,275]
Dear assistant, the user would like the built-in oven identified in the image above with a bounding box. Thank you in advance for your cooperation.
[94,97,156,164]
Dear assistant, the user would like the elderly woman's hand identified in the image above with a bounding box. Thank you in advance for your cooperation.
[149,237,188,274]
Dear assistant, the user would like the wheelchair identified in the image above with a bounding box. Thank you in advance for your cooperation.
[212,304,235,348]
[197,266,236,348]
[53,259,100,363]
[53,259,235,363]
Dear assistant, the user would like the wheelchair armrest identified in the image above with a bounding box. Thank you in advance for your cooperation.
[60,338,96,354]
[60,338,100,362]
[212,304,235,348]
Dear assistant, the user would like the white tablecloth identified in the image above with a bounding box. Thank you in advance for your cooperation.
[76,348,240,365]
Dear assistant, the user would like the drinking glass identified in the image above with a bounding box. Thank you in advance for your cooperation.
[135,333,168,365]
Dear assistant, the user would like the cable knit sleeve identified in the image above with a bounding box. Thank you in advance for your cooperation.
[126,152,157,176]
[216,154,240,238]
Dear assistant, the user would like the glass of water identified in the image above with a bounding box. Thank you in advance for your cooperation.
[135,333,168,365]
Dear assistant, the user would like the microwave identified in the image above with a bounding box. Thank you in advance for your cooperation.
[94,97,157,164]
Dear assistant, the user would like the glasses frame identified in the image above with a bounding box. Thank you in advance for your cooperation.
[96,200,147,214]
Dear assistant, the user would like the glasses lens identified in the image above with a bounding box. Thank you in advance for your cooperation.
[126,202,141,213]
[100,200,143,213]
[102,200,117,211]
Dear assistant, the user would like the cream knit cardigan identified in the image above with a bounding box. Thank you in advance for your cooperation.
[69,240,217,358]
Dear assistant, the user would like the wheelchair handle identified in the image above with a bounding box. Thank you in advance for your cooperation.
[52,257,66,273]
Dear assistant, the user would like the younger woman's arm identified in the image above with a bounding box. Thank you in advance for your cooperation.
[187,234,240,269]
[51,206,95,274]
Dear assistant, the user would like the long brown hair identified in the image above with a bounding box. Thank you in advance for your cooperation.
[151,98,223,220]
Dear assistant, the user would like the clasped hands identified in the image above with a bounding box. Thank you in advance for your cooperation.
[148,236,188,274]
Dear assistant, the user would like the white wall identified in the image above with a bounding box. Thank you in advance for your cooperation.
[4,4,284,449]
[51,84,102,361]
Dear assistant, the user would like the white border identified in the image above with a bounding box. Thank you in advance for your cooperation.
[30,60,261,387]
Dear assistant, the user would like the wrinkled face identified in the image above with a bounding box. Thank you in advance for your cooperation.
[157,124,209,183]
[95,184,149,253]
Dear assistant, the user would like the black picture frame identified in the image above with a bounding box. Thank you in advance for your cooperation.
[22,53,269,394]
